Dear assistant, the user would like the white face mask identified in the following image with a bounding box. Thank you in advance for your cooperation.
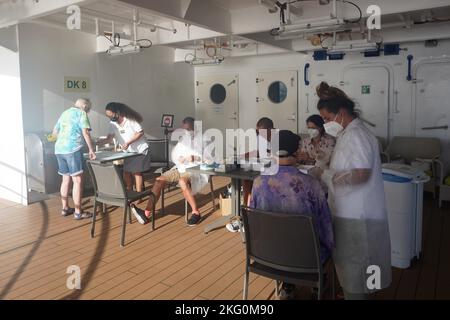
[324,113,344,137]
[307,128,320,139]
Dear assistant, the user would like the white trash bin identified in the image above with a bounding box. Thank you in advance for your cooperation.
[382,163,430,269]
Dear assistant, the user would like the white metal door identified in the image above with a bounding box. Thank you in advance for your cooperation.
[195,74,239,134]
[299,63,340,134]
[341,66,391,140]
[414,60,450,163]
[256,71,297,131]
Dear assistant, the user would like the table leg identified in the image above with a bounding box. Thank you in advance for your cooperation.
[204,177,241,234]
[233,178,241,218]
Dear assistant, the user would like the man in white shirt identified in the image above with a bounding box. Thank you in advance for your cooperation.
[131,117,205,227]
[243,118,274,203]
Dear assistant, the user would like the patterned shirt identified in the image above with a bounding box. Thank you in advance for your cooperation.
[250,166,334,263]
[54,107,91,154]
[300,133,336,168]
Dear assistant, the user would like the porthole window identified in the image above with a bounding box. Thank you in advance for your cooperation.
[210,84,226,104]
[268,81,288,104]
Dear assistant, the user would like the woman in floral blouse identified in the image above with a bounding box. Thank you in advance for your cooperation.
[297,114,336,169]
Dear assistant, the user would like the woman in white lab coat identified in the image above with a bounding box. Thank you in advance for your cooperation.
[315,82,391,300]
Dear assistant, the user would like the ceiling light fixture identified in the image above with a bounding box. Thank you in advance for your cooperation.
[189,57,224,66]
[107,44,141,56]
[327,40,379,54]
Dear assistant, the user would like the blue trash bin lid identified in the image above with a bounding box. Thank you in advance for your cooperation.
[382,173,412,183]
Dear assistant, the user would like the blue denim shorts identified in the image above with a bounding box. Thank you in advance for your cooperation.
[56,150,84,176]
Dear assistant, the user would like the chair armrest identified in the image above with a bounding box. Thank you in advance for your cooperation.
[433,159,445,186]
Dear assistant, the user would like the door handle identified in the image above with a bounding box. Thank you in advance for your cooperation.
[288,114,296,121]
[304,63,310,86]
[407,55,414,81]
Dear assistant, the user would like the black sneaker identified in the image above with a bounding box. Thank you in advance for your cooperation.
[187,213,201,226]
[131,205,149,225]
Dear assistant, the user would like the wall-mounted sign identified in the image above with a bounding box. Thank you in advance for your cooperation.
[161,114,174,128]
[64,77,90,93]
[211,105,224,115]
[361,85,371,94]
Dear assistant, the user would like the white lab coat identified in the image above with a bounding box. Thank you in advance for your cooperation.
[324,118,392,294]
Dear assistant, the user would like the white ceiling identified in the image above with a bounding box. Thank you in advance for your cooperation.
[31,0,450,53]
[210,0,260,10]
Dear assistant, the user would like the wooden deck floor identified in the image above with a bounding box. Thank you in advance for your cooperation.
[0,177,449,300]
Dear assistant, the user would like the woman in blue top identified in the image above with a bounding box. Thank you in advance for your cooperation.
[53,98,96,220]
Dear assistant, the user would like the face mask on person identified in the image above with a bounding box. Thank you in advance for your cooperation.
[110,114,119,122]
[307,128,320,139]
[324,113,344,137]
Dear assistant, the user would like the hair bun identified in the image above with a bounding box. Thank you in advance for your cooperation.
[316,82,331,99]
[316,81,349,100]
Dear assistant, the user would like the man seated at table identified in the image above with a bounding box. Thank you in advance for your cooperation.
[131,117,207,226]
[243,117,274,201]
[226,117,275,233]
[249,130,335,299]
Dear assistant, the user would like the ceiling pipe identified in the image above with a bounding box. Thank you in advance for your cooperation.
[81,7,176,34]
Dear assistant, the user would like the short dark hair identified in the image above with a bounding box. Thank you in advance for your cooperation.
[256,117,274,129]
[182,117,195,128]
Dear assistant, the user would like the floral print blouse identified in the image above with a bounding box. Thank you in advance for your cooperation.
[300,133,336,169]
[249,166,335,263]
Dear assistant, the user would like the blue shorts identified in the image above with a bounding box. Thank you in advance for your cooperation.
[56,150,84,176]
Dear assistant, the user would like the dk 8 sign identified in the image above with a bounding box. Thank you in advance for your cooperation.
[64,77,90,93]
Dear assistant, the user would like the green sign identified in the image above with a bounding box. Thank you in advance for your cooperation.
[64,77,90,93]
[361,85,371,94]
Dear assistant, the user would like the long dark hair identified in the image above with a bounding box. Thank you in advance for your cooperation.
[316,82,359,118]
[105,102,143,123]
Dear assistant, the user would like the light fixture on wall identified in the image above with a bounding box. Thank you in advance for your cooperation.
[272,0,364,40]
[105,9,152,56]
[107,44,141,56]
[327,40,380,54]
[189,57,224,66]
[274,17,348,40]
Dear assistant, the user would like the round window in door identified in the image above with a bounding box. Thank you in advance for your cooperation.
[268,81,288,104]
[210,84,227,104]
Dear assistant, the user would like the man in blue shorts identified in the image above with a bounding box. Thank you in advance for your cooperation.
[53,98,96,219]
